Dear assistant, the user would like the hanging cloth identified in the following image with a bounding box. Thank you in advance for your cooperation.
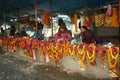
[106,4,113,16]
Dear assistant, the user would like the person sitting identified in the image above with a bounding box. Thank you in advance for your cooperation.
[54,21,72,43]
[19,26,29,37]
[31,22,44,40]
[79,26,96,44]
[10,25,16,36]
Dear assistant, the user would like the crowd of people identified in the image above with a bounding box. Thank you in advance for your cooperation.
[0,18,97,44]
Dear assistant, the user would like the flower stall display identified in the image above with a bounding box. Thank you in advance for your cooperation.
[0,36,119,77]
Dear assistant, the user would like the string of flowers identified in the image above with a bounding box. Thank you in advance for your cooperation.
[0,36,119,70]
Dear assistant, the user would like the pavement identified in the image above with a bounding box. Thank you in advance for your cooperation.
[0,47,112,80]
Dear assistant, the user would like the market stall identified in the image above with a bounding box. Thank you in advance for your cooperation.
[0,36,119,79]
[0,0,119,79]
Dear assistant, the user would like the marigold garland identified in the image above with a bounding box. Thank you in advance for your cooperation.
[77,45,86,63]
[51,43,60,66]
[111,8,119,27]
[0,36,120,70]
[107,47,119,69]
[43,11,51,26]
[62,41,70,56]
[71,14,78,32]
[87,46,96,65]
[46,43,52,60]
[69,45,76,60]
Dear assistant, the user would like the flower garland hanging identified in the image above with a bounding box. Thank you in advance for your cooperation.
[69,45,76,60]
[111,8,119,27]
[77,45,86,63]
[51,42,60,66]
[71,14,78,32]
[62,41,70,56]
[46,42,53,61]
[87,46,96,66]
[43,11,51,26]
[107,47,119,69]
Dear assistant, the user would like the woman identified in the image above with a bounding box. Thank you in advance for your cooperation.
[54,22,72,42]
[79,26,96,44]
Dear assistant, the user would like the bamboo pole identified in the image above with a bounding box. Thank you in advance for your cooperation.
[50,0,53,39]
[17,11,20,33]
[34,0,38,39]
[118,0,120,26]
[3,12,7,37]
[118,0,120,73]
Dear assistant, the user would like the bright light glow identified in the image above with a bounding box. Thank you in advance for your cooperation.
[58,15,69,18]
[1,24,10,30]
[10,19,13,21]
[14,19,17,21]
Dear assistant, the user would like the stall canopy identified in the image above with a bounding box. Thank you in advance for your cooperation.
[0,0,118,21]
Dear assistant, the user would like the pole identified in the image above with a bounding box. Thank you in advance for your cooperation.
[50,0,53,39]
[3,12,7,37]
[17,11,20,33]
[34,0,38,39]
[118,0,120,76]
[118,0,120,26]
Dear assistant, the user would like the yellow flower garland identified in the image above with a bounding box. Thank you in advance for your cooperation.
[107,47,119,69]
[77,45,86,62]
[62,41,69,56]
[46,43,52,60]
[69,45,76,60]
[87,46,96,65]
[51,43,60,66]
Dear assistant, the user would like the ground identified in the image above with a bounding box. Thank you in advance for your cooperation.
[0,48,113,80]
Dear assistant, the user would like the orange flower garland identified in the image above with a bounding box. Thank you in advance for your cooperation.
[46,43,53,61]
[51,43,60,66]
[43,11,51,26]
[62,41,70,56]
[71,14,78,32]
[111,8,119,27]
[0,39,2,47]
[1,36,120,70]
